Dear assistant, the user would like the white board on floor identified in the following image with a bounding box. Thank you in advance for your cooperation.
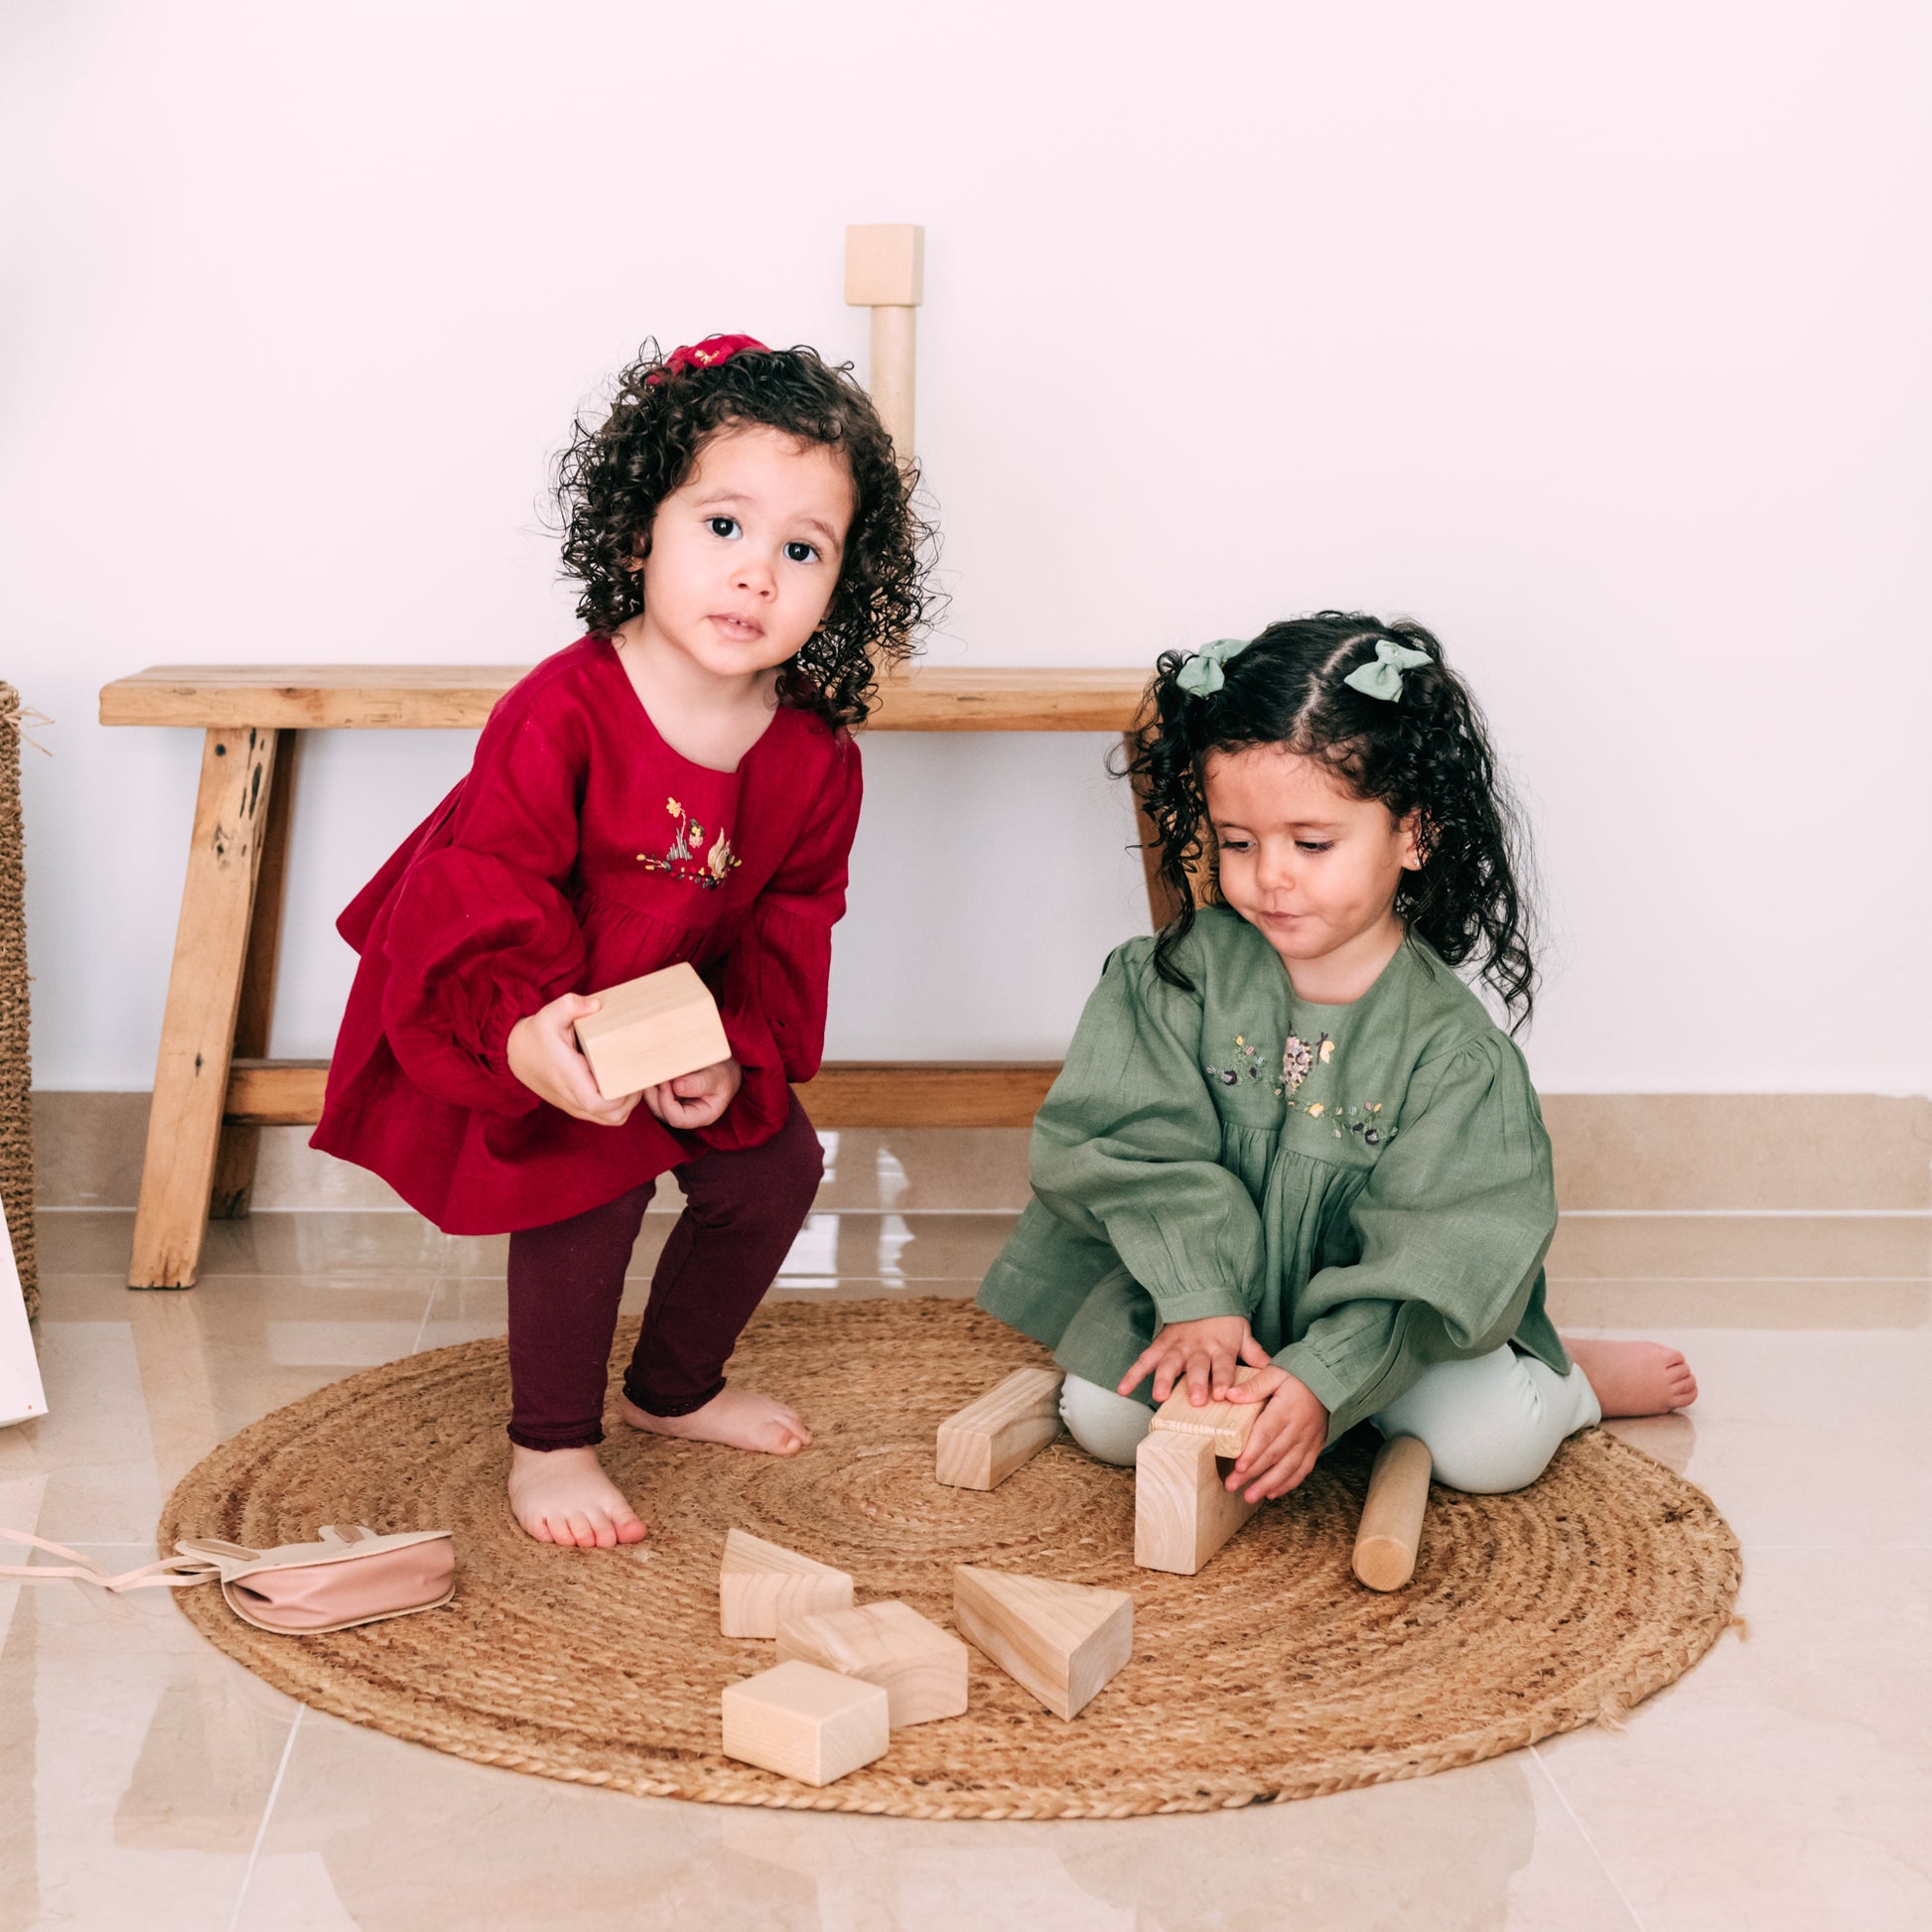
[0,1194,46,1427]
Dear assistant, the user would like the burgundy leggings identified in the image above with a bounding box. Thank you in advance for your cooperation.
[504,1098,824,1450]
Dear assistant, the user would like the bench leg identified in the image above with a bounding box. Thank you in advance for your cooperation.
[129,727,281,1288]
[209,731,298,1219]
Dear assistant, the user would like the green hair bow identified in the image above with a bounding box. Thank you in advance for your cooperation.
[1341,637,1432,702]
[1173,636,1252,698]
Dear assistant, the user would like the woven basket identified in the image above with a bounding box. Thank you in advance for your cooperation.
[0,685,36,1319]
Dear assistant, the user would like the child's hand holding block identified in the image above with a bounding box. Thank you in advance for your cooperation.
[721,1660,890,1786]
[572,961,731,1101]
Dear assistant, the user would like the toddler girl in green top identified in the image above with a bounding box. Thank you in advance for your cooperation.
[977,614,1697,1502]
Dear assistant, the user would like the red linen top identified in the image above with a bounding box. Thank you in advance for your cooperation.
[310,635,862,1234]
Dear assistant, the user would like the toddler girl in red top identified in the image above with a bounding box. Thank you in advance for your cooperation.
[313,337,931,1547]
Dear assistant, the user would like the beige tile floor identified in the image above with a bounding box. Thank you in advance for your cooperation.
[4,1130,1928,1931]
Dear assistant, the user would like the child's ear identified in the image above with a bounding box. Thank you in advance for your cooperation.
[1397,809,1427,871]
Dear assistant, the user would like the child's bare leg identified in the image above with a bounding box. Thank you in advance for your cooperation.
[1561,1336,1698,1418]
[620,1389,810,1455]
[506,1445,647,1548]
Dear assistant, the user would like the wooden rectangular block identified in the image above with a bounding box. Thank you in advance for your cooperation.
[721,1660,891,1786]
[844,223,925,307]
[573,961,730,1101]
[718,1528,854,1639]
[1149,1365,1264,1458]
[776,1599,968,1727]
[952,1565,1133,1721]
[934,1366,1064,1490]
[1134,1430,1259,1576]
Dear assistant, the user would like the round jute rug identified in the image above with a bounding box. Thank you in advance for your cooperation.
[160,1299,1740,1819]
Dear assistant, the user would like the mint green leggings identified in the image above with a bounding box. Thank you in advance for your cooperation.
[1059,1345,1601,1495]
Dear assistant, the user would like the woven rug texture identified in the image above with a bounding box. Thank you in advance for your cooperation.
[160,1299,1741,1818]
[0,685,33,1319]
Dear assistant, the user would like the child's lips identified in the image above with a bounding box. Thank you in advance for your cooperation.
[709,614,764,638]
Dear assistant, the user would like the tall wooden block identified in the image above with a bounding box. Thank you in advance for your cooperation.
[776,1598,968,1727]
[573,961,730,1102]
[952,1565,1133,1721]
[934,1365,1064,1490]
[721,1660,890,1786]
[718,1528,854,1638]
[1134,1430,1259,1576]
[1149,1364,1264,1458]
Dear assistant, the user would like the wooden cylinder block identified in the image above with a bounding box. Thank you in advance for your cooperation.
[1352,1434,1433,1592]
[869,305,917,460]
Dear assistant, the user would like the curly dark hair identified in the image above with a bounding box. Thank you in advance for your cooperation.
[1123,613,1539,1030]
[553,340,934,730]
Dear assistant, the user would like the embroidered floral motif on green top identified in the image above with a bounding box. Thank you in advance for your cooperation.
[1201,1028,1395,1148]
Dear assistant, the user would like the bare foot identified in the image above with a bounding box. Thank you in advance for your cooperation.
[1563,1337,1699,1419]
[506,1444,648,1549]
[620,1387,812,1455]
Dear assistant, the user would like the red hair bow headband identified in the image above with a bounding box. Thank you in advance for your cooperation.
[645,334,768,385]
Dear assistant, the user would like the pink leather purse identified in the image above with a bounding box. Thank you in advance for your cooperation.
[1,1523,456,1633]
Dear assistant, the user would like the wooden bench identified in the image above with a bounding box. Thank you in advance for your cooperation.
[101,664,1172,1287]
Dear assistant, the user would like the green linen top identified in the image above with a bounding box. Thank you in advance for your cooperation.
[976,907,1568,1443]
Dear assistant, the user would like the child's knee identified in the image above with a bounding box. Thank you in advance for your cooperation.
[1372,1348,1589,1496]
[1058,1374,1153,1466]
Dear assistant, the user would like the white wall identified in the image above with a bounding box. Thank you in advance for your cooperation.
[2,0,1926,1095]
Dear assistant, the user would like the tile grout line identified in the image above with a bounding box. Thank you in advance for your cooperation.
[225,1701,303,1932]
[1528,1742,1652,1932]
[408,1273,441,1355]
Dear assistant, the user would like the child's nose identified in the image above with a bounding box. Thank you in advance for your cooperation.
[732,553,776,597]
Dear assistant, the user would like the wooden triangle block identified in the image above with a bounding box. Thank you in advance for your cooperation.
[719,1528,854,1638]
[1149,1364,1264,1457]
[952,1565,1132,1720]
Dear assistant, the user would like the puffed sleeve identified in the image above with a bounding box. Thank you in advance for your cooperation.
[1271,1034,1559,1441]
[1027,942,1267,1323]
[694,735,863,1152]
[378,712,588,1116]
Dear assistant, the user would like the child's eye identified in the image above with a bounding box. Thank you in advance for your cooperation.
[783,540,820,564]
[1217,838,1253,853]
[707,516,742,539]
[1297,840,1334,853]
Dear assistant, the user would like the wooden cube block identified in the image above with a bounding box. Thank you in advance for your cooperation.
[952,1565,1132,1721]
[776,1599,969,1727]
[572,961,731,1101]
[720,1660,890,1786]
[844,223,924,307]
[1149,1364,1264,1458]
[934,1365,1063,1490]
[1134,1429,1259,1576]
[718,1528,854,1639]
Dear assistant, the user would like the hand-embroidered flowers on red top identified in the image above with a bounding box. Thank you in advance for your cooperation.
[637,797,742,890]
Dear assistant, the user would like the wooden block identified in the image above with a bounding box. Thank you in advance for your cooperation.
[720,1660,890,1786]
[844,223,924,307]
[1134,1430,1259,1576]
[776,1599,968,1727]
[573,961,731,1101]
[952,1565,1132,1721]
[718,1529,854,1638]
[1149,1364,1264,1458]
[1353,1434,1433,1592]
[934,1366,1064,1489]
